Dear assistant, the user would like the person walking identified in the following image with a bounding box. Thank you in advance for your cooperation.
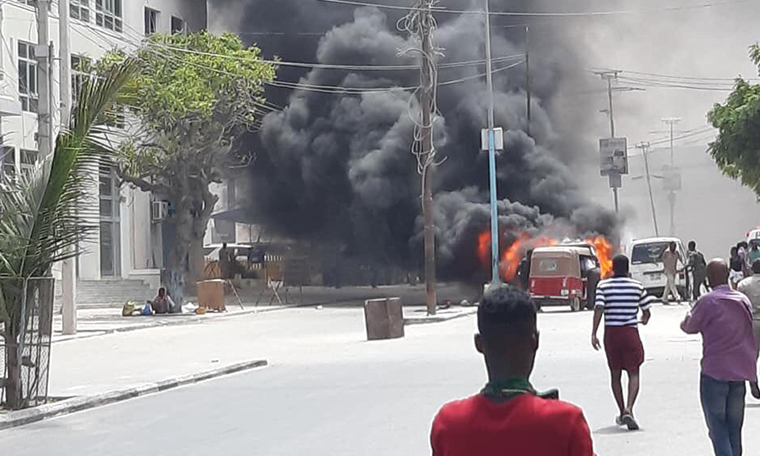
[738,242,751,278]
[729,247,744,289]
[737,259,760,400]
[681,259,757,456]
[592,254,654,430]
[689,241,708,301]
[661,242,681,304]
[431,285,594,456]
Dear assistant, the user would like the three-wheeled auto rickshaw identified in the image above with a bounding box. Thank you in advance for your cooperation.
[528,246,601,312]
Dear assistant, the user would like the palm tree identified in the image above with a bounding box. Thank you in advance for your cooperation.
[0,59,138,409]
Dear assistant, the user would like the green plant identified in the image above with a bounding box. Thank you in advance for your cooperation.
[97,32,276,302]
[708,43,760,196]
[0,59,138,409]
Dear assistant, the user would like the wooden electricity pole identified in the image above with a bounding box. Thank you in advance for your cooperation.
[418,0,437,316]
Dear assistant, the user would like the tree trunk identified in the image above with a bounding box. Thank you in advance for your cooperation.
[5,336,21,409]
[188,239,204,292]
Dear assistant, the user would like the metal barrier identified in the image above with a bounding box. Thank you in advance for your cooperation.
[0,277,54,409]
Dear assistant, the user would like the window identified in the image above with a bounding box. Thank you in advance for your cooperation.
[95,0,122,32]
[18,41,38,113]
[16,0,38,7]
[71,55,92,106]
[538,259,558,272]
[99,164,120,276]
[145,8,159,36]
[0,147,15,181]
[70,0,90,22]
[171,16,185,35]
[631,243,669,265]
[19,149,38,177]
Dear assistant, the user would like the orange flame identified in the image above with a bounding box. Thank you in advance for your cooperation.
[499,234,559,282]
[500,233,531,281]
[477,230,614,281]
[586,236,613,278]
[477,231,491,267]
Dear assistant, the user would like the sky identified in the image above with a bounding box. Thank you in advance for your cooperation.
[208,0,760,259]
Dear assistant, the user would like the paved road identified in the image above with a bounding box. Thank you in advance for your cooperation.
[2,304,759,455]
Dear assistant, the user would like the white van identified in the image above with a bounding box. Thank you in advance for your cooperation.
[629,237,688,299]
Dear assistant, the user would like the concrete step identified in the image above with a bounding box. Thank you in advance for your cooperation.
[55,279,155,310]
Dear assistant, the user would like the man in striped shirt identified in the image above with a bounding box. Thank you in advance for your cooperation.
[592,254,654,430]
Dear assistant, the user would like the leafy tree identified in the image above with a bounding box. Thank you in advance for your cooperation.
[707,44,760,196]
[0,60,138,409]
[98,32,276,301]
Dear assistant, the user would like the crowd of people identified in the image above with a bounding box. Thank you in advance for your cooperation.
[431,247,760,456]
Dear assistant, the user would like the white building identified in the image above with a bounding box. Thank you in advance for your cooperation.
[0,0,207,289]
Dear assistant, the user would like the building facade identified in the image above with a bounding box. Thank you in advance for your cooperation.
[0,0,207,285]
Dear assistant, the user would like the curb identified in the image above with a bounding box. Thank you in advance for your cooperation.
[404,307,477,325]
[0,359,268,431]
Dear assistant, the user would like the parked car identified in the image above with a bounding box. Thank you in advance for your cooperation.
[529,246,601,312]
[629,237,689,299]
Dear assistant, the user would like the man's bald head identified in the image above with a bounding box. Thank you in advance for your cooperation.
[706,259,729,288]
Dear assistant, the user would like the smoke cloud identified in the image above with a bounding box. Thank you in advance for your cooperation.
[221,0,620,282]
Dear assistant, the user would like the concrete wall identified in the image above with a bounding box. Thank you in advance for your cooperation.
[0,0,207,282]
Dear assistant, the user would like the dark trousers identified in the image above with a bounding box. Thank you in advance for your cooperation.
[693,273,707,301]
[700,374,746,456]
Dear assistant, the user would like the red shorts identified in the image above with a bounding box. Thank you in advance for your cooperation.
[604,326,644,372]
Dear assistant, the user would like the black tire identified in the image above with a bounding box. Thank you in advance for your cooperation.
[570,297,581,312]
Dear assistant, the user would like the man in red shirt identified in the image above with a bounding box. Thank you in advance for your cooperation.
[430,285,594,456]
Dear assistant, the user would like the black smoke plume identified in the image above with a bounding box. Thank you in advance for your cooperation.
[220,0,620,283]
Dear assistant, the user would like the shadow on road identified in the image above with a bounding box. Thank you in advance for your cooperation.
[594,425,636,435]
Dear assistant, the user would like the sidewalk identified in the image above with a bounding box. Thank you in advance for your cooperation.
[52,283,476,342]
[51,304,286,343]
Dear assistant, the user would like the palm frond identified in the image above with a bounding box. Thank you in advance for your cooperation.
[0,59,139,329]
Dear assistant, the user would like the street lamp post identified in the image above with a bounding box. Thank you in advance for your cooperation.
[484,0,500,285]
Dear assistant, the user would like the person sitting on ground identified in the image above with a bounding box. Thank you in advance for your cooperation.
[149,287,175,315]
[430,285,594,456]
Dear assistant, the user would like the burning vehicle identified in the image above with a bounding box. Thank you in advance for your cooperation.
[528,245,600,312]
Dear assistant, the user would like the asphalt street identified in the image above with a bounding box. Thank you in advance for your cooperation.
[1,303,757,455]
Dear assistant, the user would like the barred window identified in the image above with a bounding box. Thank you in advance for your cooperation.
[95,0,122,32]
[70,0,90,22]
[18,41,38,113]
[71,55,92,106]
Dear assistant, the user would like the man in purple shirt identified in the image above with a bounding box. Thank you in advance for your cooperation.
[681,259,757,456]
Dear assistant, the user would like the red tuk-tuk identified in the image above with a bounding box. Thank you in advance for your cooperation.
[529,246,600,312]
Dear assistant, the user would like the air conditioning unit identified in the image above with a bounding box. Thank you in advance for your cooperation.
[151,200,168,222]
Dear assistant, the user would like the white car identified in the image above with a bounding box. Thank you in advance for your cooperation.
[629,237,689,300]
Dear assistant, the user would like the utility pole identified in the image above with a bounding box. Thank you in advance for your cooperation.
[36,0,54,160]
[638,142,660,237]
[418,0,437,315]
[595,70,622,213]
[59,0,77,335]
[484,0,500,285]
[525,25,531,137]
[662,117,681,236]
[662,117,682,166]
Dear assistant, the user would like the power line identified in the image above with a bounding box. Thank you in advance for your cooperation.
[620,69,759,83]
[147,41,524,71]
[313,0,750,17]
